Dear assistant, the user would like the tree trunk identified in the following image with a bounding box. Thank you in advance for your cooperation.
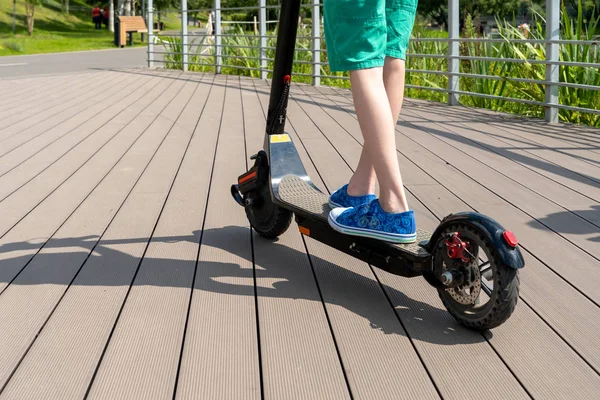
[26,3,35,36]
[12,0,16,34]
[66,0,69,14]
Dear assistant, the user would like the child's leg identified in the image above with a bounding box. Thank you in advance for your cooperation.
[349,64,409,213]
[347,57,407,200]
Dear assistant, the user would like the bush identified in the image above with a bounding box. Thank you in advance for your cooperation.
[224,12,252,22]
[6,41,24,53]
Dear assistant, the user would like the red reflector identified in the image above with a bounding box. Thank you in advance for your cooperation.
[284,75,291,84]
[503,230,518,247]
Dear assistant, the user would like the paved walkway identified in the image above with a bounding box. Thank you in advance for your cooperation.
[0,48,147,79]
[0,69,599,399]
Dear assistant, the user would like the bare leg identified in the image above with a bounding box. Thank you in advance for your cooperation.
[383,57,407,126]
[347,57,409,213]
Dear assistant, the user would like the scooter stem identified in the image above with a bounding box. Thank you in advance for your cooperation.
[266,0,301,136]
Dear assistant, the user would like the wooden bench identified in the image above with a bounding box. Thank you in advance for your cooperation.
[118,16,155,47]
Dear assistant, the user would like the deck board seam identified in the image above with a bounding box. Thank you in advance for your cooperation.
[82,73,205,399]
[0,71,184,297]
[170,74,230,399]
[0,72,134,157]
[0,72,183,240]
[0,71,189,396]
[0,73,157,200]
[308,83,600,380]
[310,85,600,297]
[0,72,120,143]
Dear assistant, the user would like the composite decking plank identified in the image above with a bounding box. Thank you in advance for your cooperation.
[0,71,184,292]
[84,74,218,400]
[0,74,72,107]
[315,82,600,320]
[0,73,196,393]
[175,75,262,400]
[0,72,118,144]
[401,106,600,213]
[421,100,600,158]
[291,83,529,399]
[308,84,600,396]
[0,71,153,158]
[0,71,181,238]
[0,72,105,131]
[0,72,100,125]
[0,70,598,399]
[249,78,352,399]
[394,119,600,271]
[318,86,600,302]
[0,72,131,157]
[409,183,600,373]
[0,73,199,400]
[0,69,175,175]
[0,72,164,200]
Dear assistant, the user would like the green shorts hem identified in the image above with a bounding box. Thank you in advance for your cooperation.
[385,49,407,61]
[329,58,385,73]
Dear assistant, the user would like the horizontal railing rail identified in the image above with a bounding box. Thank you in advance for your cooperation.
[146,0,599,124]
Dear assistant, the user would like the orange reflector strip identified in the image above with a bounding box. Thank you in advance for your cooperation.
[299,226,310,236]
[238,171,256,184]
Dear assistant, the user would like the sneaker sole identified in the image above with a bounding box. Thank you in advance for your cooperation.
[328,213,417,244]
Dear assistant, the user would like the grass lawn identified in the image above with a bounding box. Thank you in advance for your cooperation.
[0,0,176,56]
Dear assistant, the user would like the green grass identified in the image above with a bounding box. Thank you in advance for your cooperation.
[0,0,147,55]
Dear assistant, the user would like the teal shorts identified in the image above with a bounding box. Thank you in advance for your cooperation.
[323,0,418,72]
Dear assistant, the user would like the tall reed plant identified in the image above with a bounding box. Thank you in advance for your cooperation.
[160,1,600,127]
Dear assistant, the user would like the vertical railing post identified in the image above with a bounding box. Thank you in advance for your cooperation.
[447,0,459,105]
[148,0,154,68]
[181,0,188,71]
[312,0,320,86]
[215,0,222,74]
[545,0,559,123]
[260,0,267,79]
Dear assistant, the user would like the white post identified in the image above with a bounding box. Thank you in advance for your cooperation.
[312,0,320,86]
[148,0,154,68]
[545,0,559,123]
[215,0,222,74]
[447,0,459,106]
[109,0,114,33]
[259,0,267,79]
[181,0,188,71]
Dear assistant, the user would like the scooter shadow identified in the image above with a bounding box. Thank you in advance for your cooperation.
[198,225,489,346]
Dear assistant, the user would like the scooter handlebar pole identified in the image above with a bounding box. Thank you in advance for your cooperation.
[266,0,302,136]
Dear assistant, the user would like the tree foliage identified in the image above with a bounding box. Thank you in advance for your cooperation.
[417,0,547,27]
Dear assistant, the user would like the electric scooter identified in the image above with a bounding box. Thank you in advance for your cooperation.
[231,0,524,330]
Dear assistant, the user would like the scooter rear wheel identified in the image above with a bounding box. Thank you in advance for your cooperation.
[245,182,293,239]
[435,224,520,331]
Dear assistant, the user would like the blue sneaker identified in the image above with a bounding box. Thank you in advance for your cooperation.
[328,200,417,244]
[329,184,376,209]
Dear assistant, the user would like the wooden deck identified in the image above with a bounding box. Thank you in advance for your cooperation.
[0,68,599,399]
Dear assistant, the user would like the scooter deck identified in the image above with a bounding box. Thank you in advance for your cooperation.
[277,175,431,258]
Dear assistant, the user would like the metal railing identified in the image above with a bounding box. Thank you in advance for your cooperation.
[145,0,599,124]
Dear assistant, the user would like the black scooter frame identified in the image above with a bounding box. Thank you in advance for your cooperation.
[232,0,524,281]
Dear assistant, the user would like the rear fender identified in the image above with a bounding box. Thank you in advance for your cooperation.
[421,212,525,269]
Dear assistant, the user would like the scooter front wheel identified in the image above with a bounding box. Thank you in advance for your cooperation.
[245,182,293,239]
[434,224,520,331]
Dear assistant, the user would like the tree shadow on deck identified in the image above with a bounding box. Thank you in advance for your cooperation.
[529,205,600,243]
[0,225,488,347]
